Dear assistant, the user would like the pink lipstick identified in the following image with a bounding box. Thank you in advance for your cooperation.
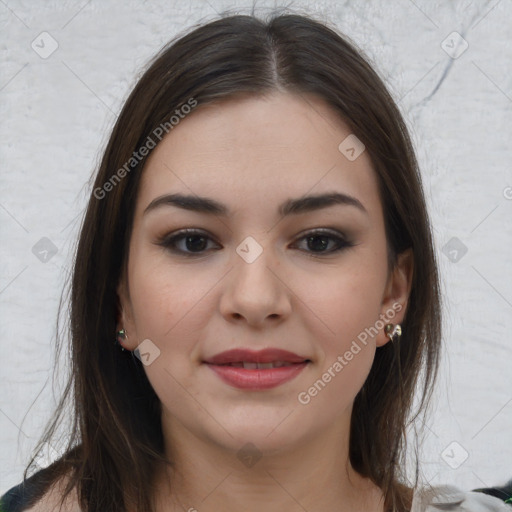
[203,348,310,390]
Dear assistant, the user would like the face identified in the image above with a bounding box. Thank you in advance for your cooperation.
[117,91,412,457]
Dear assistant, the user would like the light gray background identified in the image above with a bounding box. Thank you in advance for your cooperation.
[1,0,511,495]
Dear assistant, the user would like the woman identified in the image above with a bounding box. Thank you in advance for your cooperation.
[1,11,510,512]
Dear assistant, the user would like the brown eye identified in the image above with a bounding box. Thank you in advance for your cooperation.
[292,229,353,255]
[157,229,220,256]
[156,228,353,258]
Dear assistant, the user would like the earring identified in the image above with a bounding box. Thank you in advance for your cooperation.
[116,328,128,352]
[384,323,402,343]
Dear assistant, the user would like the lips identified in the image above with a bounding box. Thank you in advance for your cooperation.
[202,348,311,390]
[202,348,310,365]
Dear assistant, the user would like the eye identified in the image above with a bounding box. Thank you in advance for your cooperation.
[292,229,353,256]
[155,228,353,257]
[156,229,220,256]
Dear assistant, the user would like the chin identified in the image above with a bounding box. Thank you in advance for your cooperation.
[206,409,312,455]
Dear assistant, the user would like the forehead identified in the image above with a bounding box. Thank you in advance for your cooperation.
[136,92,381,220]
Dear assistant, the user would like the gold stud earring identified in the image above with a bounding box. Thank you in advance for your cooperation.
[384,323,402,343]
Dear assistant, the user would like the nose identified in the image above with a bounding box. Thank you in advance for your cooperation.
[219,238,292,328]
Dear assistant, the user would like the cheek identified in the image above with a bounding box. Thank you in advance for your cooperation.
[127,263,206,406]
[129,255,209,340]
[296,261,386,348]
[291,259,386,407]
[127,255,224,388]
[295,282,380,416]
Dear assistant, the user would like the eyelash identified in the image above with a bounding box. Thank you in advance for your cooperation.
[155,228,354,258]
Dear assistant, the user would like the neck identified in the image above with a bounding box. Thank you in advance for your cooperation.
[152,412,386,512]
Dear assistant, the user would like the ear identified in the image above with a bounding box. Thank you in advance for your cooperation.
[376,248,414,347]
[116,276,138,351]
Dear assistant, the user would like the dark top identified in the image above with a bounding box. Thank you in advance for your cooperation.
[1,467,511,511]
[0,465,54,512]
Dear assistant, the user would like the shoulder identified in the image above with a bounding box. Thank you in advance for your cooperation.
[411,479,512,511]
[0,467,81,512]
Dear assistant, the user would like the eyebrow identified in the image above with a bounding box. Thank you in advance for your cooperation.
[143,191,367,218]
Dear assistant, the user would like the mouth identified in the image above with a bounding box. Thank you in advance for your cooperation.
[202,348,312,390]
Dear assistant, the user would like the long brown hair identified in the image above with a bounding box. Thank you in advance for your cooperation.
[22,11,441,512]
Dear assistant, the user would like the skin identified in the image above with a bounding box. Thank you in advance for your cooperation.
[117,91,413,512]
